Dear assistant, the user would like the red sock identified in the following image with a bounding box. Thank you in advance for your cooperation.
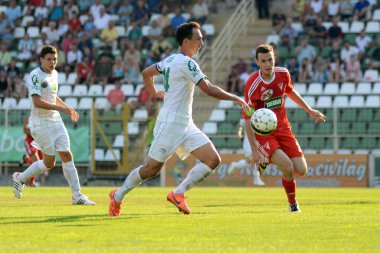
[282,177,297,204]
[24,156,32,165]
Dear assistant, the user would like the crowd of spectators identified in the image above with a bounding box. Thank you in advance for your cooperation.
[226,0,380,96]
[0,0,211,115]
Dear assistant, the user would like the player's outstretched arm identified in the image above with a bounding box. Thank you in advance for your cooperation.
[142,64,165,99]
[56,96,79,122]
[287,90,326,122]
[244,119,259,168]
[198,79,249,111]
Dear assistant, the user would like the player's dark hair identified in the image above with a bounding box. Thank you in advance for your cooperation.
[40,45,57,58]
[255,44,273,60]
[176,22,201,46]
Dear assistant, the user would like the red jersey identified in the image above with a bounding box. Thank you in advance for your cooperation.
[242,67,293,133]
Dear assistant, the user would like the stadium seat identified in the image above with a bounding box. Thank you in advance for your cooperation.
[218,100,234,109]
[27,26,40,38]
[341,137,360,149]
[64,97,78,108]
[373,82,380,94]
[365,95,380,107]
[16,98,31,110]
[340,82,356,95]
[182,13,191,21]
[134,84,143,96]
[79,14,89,24]
[299,122,316,134]
[133,108,148,120]
[209,109,225,121]
[2,97,17,109]
[121,84,134,96]
[338,21,349,33]
[94,97,108,109]
[357,108,373,121]
[58,73,67,84]
[78,97,93,110]
[156,83,164,91]
[323,83,339,95]
[285,97,298,108]
[21,16,34,27]
[66,72,77,85]
[94,148,105,161]
[350,122,366,134]
[266,34,280,45]
[142,25,151,36]
[361,137,378,149]
[307,82,323,95]
[202,122,217,134]
[115,26,126,37]
[73,85,88,96]
[372,9,380,21]
[316,96,332,108]
[150,13,160,22]
[113,135,124,148]
[315,122,333,134]
[291,22,303,34]
[104,149,121,161]
[363,70,379,82]
[365,21,380,33]
[225,109,241,122]
[303,96,315,107]
[14,27,25,39]
[337,122,351,134]
[203,24,215,36]
[340,108,357,121]
[128,121,139,135]
[368,122,380,134]
[349,21,365,33]
[104,84,115,96]
[217,122,235,134]
[308,137,325,149]
[349,95,365,107]
[58,86,72,97]
[292,109,308,122]
[322,22,332,29]
[293,83,307,95]
[333,96,349,107]
[356,82,372,94]
[88,84,103,96]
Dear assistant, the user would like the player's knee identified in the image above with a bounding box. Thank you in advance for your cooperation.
[295,166,307,176]
[44,160,55,169]
[207,155,221,170]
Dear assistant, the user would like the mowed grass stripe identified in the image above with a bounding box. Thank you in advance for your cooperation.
[0,187,379,253]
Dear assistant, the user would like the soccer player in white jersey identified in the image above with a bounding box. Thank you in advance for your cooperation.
[12,45,95,205]
[109,22,249,216]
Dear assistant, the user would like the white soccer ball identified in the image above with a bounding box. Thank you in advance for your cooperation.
[250,108,277,135]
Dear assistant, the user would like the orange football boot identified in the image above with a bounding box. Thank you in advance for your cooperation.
[166,191,191,215]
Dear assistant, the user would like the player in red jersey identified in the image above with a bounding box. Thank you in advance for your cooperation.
[242,44,326,212]
[23,115,45,186]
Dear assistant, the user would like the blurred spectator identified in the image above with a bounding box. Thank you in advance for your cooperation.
[128,21,143,44]
[67,43,83,71]
[106,80,125,113]
[279,17,298,48]
[0,44,12,67]
[255,0,270,19]
[329,40,342,64]
[0,12,14,35]
[124,58,142,85]
[353,0,371,21]
[327,0,340,20]
[82,14,96,37]
[148,19,162,42]
[191,0,209,25]
[310,17,326,46]
[46,0,62,7]
[124,42,141,67]
[90,55,113,86]
[309,0,326,17]
[75,56,94,84]
[111,57,125,83]
[232,57,248,76]
[61,32,77,53]
[371,39,380,69]
[130,85,154,114]
[311,56,330,83]
[29,0,42,8]
[90,0,104,21]
[17,33,35,64]
[225,67,240,94]
[239,65,253,95]
[156,4,171,30]
[340,40,360,63]
[340,0,353,21]
[68,12,82,33]
[329,57,345,82]
[57,16,69,38]
[271,9,287,33]
[355,29,372,57]
[34,0,49,27]
[78,33,93,53]
[298,58,313,82]
[296,38,316,64]
[171,7,186,31]
[302,8,318,35]
[134,0,149,25]
[45,21,60,43]
[100,20,118,50]
[327,16,343,44]
[284,57,300,82]
[2,27,14,49]
[98,46,114,63]
[291,0,307,21]
[118,0,134,24]
[6,0,22,25]
[64,0,79,20]
[94,6,111,32]
[7,58,25,100]
[0,68,9,98]
[53,42,67,72]
[345,55,362,82]
[49,0,64,21]
[151,35,173,56]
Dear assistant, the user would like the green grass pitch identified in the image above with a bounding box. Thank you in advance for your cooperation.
[1,187,379,253]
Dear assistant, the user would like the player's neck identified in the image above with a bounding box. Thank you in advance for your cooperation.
[178,47,193,58]
[40,66,52,74]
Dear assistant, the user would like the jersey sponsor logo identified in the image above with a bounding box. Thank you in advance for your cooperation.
[187,60,199,77]
[278,82,283,90]
[41,81,48,88]
[260,89,273,101]
[32,75,39,86]
[265,96,282,109]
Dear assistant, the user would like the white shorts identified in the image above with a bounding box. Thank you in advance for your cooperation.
[30,122,71,156]
[149,121,210,162]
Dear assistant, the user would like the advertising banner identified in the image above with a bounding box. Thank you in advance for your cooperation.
[165,153,368,187]
[0,126,90,162]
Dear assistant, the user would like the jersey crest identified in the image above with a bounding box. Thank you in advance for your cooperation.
[261,89,273,101]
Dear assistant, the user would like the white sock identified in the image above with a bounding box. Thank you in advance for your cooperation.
[253,165,260,176]
[173,162,213,194]
[62,161,81,197]
[18,160,48,182]
[115,166,143,202]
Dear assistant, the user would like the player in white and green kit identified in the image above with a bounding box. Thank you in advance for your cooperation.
[109,22,249,216]
[12,45,95,205]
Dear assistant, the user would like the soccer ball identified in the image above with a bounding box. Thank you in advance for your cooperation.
[250,108,277,135]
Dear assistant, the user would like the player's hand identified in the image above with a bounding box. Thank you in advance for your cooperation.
[252,152,260,170]
[309,109,326,123]
[234,96,249,112]
[152,90,165,99]
[70,108,79,123]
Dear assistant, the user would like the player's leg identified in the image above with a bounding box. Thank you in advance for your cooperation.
[27,152,41,186]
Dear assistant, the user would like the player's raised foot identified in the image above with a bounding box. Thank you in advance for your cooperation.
[109,189,122,216]
[12,172,25,199]
[167,191,191,215]
[258,162,268,175]
[253,176,266,186]
[72,194,96,205]
[289,202,301,213]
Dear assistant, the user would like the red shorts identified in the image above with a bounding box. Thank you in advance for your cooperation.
[255,128,303,163]
[25,136,43,158]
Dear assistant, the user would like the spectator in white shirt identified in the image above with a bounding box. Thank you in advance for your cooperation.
[355,29,372,57]
[191,0,209,25]
[340,40,360,63]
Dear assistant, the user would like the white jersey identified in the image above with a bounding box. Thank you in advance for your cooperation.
[28,67,62,130]
[156,52,207,125]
